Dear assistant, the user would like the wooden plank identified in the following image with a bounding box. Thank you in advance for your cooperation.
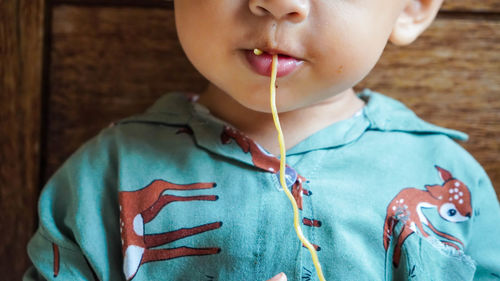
[0,0,45,279]
[442,0,500,13]
[51,0,173,8]
[356,16,500,197]
[48,6,500,200]
[52,0,500,13]
[46,6,206,180]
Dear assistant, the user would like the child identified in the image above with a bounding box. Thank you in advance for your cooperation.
[25,0,500,280]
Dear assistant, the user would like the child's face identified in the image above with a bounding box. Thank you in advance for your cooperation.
[174,0,407,113]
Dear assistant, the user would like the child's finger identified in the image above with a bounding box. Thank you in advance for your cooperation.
[266,272,287,281]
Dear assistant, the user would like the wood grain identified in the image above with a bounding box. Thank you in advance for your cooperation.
[355,16,500,196]
[442,0,500,13]
[51,0,500,13]
[46,6,206,181]
[0,0,45,279]
[52,0,172,8]
[48,6,500,198]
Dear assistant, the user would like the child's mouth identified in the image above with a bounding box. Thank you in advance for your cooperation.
[244,50,304,78]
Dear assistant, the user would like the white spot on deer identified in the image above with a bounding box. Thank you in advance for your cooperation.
[454,195,459,200]
[459,199,464,204]
[123,245,145,280]
[410,222,417,232]
[133,214,144,236]
[449,189,454,194]
[392,206,396,211]
[449,197,453,201]
[269,167,275,172]
[438,196,443,200]
[454,188,459,193]
[400,199,404,203]
[459,192,463,196]
[454,182,460,187]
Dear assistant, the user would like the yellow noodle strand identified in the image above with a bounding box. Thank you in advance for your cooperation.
[266,51,326,281]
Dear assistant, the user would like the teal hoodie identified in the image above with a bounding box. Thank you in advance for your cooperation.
[25,89,500,281]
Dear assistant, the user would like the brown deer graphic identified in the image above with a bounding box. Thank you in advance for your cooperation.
[383,166,472,267]
[221,125,320,251]
[119,180,221,280]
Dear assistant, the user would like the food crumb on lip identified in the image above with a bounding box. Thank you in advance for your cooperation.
[248,49,297,59]
[253,48,263,55]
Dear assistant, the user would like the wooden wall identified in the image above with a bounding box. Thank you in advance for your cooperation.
[1,0,45,278]
[1,0,499,279]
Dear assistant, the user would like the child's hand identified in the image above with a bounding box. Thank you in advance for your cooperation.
[266,272,287,281]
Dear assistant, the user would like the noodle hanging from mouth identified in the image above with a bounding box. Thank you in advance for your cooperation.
[255,48,326,281]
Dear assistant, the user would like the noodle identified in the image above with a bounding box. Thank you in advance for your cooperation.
[255,49,326,281]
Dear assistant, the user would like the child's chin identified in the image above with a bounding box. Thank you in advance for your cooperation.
[237,98,303,114]
[230,88,308,114]
[237,100,274,114]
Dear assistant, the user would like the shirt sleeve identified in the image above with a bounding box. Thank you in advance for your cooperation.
[24,130,123,280]
[466,170,500,280]
[24,229,97,281]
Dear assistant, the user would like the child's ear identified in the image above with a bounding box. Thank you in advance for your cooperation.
[389,0,444,46]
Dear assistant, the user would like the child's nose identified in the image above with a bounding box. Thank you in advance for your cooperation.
[249,0,310,22]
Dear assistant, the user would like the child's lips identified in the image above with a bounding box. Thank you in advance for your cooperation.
[244,49,304,78]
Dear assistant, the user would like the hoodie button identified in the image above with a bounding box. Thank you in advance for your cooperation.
[276,166,298,188]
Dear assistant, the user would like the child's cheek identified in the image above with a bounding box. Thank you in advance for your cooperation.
[324,40,386,88]
[311,6,393,84]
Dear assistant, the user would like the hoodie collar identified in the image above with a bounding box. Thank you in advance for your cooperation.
[358,89,468,141]
[116,89,467,169]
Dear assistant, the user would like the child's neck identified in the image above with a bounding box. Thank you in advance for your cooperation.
[197,84,365,156]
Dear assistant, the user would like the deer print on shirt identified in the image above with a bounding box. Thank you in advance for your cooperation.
[221,125,280,172]
[119,180,222,280]
[383,165,472,267]
[221,125,321,251]
[52,243,60,277]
